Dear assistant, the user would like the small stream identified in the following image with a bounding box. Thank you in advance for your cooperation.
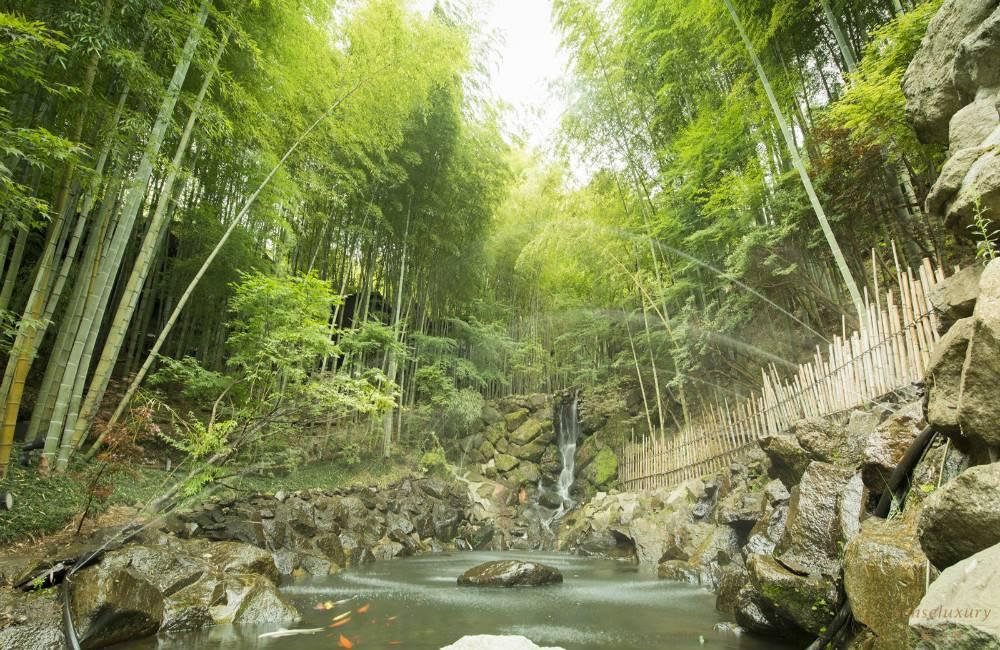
[120,551,788,650]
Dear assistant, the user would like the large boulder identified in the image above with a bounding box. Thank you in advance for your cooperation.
[860,402,924,493]
[579,448,617,489]
[759,434,811,487]
[954,260,1000,450]
[904,0,1000,235]
[777,462,858,574]
[844,517,933,649]
[495,453,519,473]
[918,463,1000,569]
[614,516,668,565]
[99,544,212,597]
[504,408,531,432]
[70,565,164,649]
[223,575,300,625]
[509,437,548,463]
[930,264,983,333]
[481,404,503,425]
[909,541,1000,648]
[478,439,497,462]
[200,541,280,583]
[948,100,1000,154]
[162,571,225,632]
[510,418,548,446]
[715,565,750,615]
[716,483,765,533]
[744,502,788,558]
[746,553,839,636]
[792,418,852,465]
[925,317,974,433]
[457,560,563,587]
[660,520,714,563]
[484,421,505,446]
[686,524,742,587]
[902,0,1000,144]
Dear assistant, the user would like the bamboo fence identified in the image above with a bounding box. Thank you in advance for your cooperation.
[619,249,951,491]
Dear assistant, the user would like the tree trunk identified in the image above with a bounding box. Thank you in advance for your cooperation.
[383,205,411,458]
[86,73,378,458]
[69,32,228,455]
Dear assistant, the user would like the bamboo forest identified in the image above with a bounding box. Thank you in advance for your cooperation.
[1,0,999,648]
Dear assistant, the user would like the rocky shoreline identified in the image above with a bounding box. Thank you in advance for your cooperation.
[0,476,494,649]
[554,259,1000,648]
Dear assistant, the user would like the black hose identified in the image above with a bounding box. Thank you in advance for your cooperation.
[804,425,936,650]
[874,425,936,518]
[61,573,82,650]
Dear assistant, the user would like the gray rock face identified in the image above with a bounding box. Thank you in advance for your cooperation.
[715,565,750,615]
[744,503,788,558]
[924,260,1000,456]
[903,0,999,145]
[457,560,563,587]
[904,0,1000,233]
[949,100,1000,154]
[504,408,531,432]
[715,486,764,529]
[510,417,548,446]
[955,261,1000,451]
[919,463,1000,569]
[909,541,1000,648]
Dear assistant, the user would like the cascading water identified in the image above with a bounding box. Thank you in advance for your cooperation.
[555,394,579,504]
[513,391,581,546]
[547,392,580,523]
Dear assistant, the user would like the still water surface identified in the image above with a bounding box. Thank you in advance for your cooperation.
[120,551,790,650]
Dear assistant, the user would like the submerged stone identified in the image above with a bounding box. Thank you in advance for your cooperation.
[457,560,563,587]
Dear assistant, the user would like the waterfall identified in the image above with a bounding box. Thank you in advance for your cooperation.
[555,393,579,504]
[546,392,579,524]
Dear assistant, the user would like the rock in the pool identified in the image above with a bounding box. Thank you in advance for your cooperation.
[457,560,563,587]
[440,635,564,649]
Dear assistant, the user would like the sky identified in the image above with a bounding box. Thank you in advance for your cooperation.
[413,0,570,149]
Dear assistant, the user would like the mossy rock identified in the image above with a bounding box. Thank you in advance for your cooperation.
[747,554,838,635]
[509,437,548,463]
[478,439,497,462]
[582,448,618,488]
[539,446,560,475]
[484,421,506,446]
[509,462,541,486]
[504,409,530,432]
[494,436,509,454]
[510,418,545,445]
[495,454,519,473]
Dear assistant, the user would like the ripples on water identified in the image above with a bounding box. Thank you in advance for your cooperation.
[117,551,792,650]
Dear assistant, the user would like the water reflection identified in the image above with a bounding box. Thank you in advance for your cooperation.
[117,551,792,650]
